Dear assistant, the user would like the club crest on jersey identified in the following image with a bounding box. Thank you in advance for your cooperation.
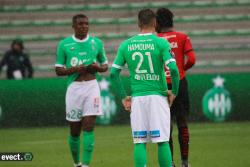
[70,47,75,51]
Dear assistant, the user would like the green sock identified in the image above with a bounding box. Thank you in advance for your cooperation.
[82,131,95,165]
[158,142,172,167]
[134,143,147,167]
[68,135,80,164]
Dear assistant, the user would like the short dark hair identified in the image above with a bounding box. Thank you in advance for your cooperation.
[72,14,88,25]
[156,8,174,29]
[138,9,156,28]
[11,39,24,50]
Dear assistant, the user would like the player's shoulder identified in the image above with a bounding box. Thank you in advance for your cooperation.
[5,50,12,55]
[173,31,190,39]
[154,34,170,48]
[154,34,168,42]
[89,35,103,44]
[118,37,132,49]
[59,36,73,45]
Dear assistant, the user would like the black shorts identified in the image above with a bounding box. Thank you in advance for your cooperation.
[168,77,190,118]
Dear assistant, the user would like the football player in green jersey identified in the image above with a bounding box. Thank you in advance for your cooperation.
[55,14,108,167]
[110,9,180,167]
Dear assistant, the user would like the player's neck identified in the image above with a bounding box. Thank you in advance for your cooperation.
[74,34,87,40]
[140,27,155,34]
[160,27,174,33]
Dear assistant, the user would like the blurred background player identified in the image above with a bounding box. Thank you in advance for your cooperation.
[111,9,179,167]
[156,8,196,167]
[55,14,108,167]
[0,39,33,79]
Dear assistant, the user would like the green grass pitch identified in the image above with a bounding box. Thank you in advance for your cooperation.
[0,122,250,167]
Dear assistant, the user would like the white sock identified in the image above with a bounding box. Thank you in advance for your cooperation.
[74,162,81,167]
[82,165,89,167]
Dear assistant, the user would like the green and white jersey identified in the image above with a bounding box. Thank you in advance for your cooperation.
[112,33,175,97]
[55,35,108,86]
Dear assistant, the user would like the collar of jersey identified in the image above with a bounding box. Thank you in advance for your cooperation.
[138,33,153,36]
[72,34,89,43]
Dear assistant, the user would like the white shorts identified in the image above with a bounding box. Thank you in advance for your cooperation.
[65,80,102,122]
[130,95,170,143]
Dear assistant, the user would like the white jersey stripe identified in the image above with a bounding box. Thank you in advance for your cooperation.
[101,60,108,65]
[112,64,123,69]
[55,64,65,67]
[165,59,176,66]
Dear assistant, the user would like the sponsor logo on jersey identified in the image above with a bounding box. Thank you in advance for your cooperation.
[70,57,78,66]
[70,57,91,66]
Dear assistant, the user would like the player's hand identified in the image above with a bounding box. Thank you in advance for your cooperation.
[167,90,176,107]
[86,63,99,74]
[77,65,87,74]
[122,96,132,112]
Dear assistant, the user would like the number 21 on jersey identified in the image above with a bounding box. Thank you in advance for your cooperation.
[132,52,154,74]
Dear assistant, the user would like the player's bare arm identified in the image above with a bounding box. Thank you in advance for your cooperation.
[86,63,108,73]
[184,50,196,71]
[167,90,176,107]
[55,65,86,76]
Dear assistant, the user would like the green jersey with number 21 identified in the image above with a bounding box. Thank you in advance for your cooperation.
[112,33,175,97]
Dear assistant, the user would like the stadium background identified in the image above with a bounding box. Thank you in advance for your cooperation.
[0,0,250,166]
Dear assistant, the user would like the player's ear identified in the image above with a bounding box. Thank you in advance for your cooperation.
[155,20,160,33]
[152,19,157,30]
[138,22,140,28]
[138,20,142,29]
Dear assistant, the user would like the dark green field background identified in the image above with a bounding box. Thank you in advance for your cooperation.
[0,72,249,127]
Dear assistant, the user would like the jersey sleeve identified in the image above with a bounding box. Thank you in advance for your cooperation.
[160,39,180,95]
[184,35,193,53]
[96,39,108,65]
[184,35,196,70]
[55,40,66,67]
[110,42,127,99]
[160,39,176,67]
[111,43,126,70]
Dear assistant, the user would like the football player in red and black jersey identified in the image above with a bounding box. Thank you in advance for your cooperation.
[156,8,196,167]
